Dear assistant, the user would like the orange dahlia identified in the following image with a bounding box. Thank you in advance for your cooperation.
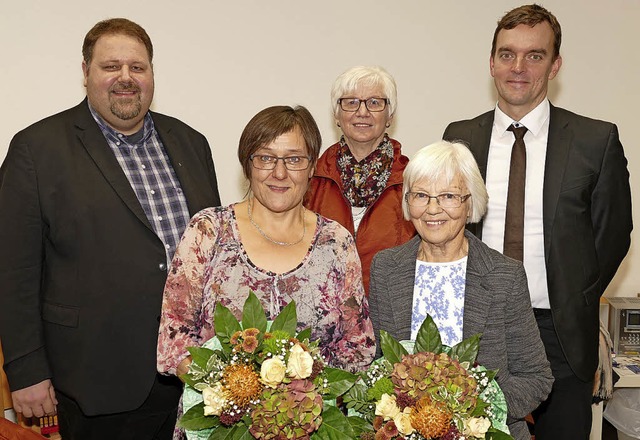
[410,396,452,439]
[222,363,263,406]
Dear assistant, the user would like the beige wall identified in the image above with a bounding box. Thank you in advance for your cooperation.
[1,0,638,297]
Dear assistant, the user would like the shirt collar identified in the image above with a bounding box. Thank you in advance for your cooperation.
[87,101,155,148]
[494,98,550,137]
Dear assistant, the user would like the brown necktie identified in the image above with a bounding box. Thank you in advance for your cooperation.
[504,125,528,261]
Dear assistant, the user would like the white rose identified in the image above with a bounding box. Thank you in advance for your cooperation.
[375,393,401,420]
[202,383,226,416]
[394,407,415,435]
[260,357,286,387]
[463,416,491,438]
[286,344,314,379]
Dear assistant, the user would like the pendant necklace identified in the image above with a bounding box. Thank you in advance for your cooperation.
[248,199,306,246]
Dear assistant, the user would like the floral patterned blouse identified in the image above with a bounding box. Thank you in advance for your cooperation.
[411,257,467,346]
[157,204,375,375]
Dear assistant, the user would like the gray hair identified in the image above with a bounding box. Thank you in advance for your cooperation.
[402,140,488,223]
[330,66,397,118]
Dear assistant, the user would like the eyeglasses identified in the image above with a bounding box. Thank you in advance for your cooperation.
[405,192,471,209]
[250,154,312,171]
[338,97,389,112]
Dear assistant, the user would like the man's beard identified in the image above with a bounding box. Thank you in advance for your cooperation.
[110,96,142,120]
[110,83,143,120]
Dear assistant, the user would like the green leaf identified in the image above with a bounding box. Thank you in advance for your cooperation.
[296,327,312,341]
[484,368,498,382]
[343,382,374,415]
[187,347,216,369]
[346,416,372,438]
[214,302,242,349]
[313,405,354,440]
[269,300,297,336]
[380,330,408,364]
[486,427,515,440]
[469,397,490,417]
[323,367,358,399]
[178,402,220,430]
[180,374,199,389]
[414,315,443,354]
[241,291,268,333]
[449,333,480,364]
[207,424,252,440]
[347,416,373,439]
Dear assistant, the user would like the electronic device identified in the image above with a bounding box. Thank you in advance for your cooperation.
[608,297,640,355]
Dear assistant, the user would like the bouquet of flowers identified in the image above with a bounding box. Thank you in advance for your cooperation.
[342,316,514,440]
[178,291,361,440]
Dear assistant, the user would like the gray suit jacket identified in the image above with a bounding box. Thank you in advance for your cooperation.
[443,105,632,382]
[370,231,553,440]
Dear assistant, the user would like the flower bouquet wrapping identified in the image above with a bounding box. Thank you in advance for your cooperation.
[178,291,362,440]
[343,315,514,440]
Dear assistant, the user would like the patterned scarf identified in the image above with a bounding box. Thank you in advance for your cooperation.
[336,135,394,207]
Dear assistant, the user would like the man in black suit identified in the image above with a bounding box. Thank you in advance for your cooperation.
[0,18,220,439]
[443,5,632,439]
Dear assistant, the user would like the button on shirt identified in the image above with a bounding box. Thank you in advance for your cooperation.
[483,99,550,308]
[89,104,191,264]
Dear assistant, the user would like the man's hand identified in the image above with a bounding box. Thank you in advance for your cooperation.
[11,379,58,418]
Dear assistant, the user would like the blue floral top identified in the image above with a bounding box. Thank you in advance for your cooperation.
[411,257,467,346]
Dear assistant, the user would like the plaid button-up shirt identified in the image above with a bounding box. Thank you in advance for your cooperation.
[89,104,191,264]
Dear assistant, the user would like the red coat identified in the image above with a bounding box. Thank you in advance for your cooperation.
[304,139,415,295]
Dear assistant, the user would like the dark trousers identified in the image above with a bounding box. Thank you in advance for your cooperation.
[57,374,182,440]
[532,311,593,440]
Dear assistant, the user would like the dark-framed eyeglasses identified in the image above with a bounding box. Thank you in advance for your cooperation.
[250,154,312,171]
[405,192,472,209]
[338,97,389,112]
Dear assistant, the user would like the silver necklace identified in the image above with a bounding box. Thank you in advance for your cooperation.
[248,199,306,246]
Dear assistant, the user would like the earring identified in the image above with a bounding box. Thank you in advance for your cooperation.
[385,123,391,128]
[336,122,341,127]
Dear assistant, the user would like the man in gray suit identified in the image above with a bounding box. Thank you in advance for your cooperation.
[0,18,220,439]
[443,5,632,439]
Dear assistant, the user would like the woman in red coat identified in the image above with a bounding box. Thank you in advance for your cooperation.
[305,66,415,295]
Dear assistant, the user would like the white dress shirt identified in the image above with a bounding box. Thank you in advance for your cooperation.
[483,99,551,309]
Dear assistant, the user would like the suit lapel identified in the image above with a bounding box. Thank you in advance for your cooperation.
[462,233,491,339]
[542,105,572,259]
[155,118,206,217]
[467,112,494,238]
[74,102,153,231]
[471,113,494,180]
[392,236,421,341]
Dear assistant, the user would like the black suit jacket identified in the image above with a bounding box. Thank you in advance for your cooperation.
[0,100,221,415]
[443,104,632,382]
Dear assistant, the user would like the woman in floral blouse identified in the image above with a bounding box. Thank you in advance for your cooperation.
[304,66,415,296]
[157,105,375,378]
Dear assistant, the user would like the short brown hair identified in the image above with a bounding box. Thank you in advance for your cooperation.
[238,106,322,179]
[82,18,153,65]
[491,4,562,59]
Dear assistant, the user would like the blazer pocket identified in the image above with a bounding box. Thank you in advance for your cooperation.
[42,301,80,328]
[560,174,594,193]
